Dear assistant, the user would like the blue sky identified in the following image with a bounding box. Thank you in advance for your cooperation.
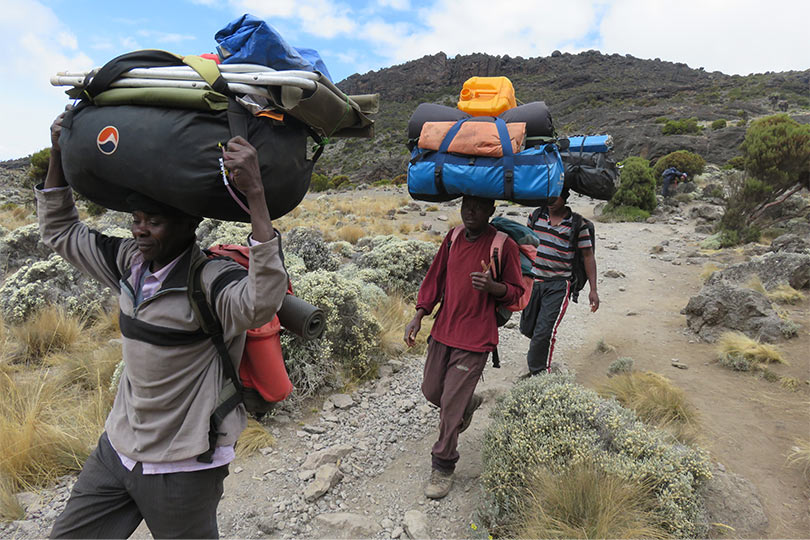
[2,0,809,160]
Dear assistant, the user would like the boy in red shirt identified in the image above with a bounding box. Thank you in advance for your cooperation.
[404,196,525,499]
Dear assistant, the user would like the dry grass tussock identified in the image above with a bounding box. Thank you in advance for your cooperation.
[236,419,276,458]
[596,372,700,445]
[787,438,810,477]
[372,293,434,357]
[6,306,86,365]
[516,463,669,540]
[700,263,722,282]
[594,337,616,354]
[746,276,806,304]
[275,193,409,240]
[717,331,787,370]
[0,204,36,230]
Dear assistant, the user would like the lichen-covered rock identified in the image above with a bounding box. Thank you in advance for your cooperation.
[688,204,723,222]
[681,283,787,343]
[0,253,113,323]
[706,252,810,291]
[770,233,810,254]
[195,219,251,248]
[482,373,711,538]
[285,227,340,272]
[356,235,435,297]
[703,464,769,538]
[0,223,53,279]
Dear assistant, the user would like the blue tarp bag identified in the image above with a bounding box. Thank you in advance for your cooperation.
[215,14,333,81]
[566,135,611,153]
[408,117,564,205]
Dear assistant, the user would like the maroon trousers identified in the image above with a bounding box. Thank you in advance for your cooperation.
[421,338,489,472]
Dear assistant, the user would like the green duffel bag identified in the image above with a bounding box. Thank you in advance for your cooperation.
[59,50,323,222]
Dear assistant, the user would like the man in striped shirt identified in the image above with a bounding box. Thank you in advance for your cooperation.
[521,189,599,375]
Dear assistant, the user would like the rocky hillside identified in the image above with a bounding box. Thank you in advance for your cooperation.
[321,50,810,182]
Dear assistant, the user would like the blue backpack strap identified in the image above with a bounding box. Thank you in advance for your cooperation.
[494,118,516,200]
[433,119,467,196]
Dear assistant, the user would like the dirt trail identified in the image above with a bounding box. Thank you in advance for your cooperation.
[133,194,810,539]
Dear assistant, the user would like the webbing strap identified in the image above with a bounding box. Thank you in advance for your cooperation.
[433,119,468,195]
[182,55,228,95]
[494,118,515,200]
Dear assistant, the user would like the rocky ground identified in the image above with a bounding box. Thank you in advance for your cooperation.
[2,187,809,539]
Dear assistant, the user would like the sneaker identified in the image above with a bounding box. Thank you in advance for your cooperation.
[424,469,454,499]
[459,393,483,434]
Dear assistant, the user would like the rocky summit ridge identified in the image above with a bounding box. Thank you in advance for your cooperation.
[321,50,810,182]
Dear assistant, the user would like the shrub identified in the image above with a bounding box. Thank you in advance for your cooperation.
[661,118,701,135]
[310,172,330,192]
[654,117,668,124]
[652,150,706,179]
[598,205,650,223]
[711,119,727,130]
[356,235,436,298]
[330,175,350,189]
[605,157,657,213]
[740,114,810,194]
[292,271,381,378]
[481,374,711,538]
[724,156,746,170]
[285,227,340,272]
[27,148,50,185]
[392,173,407,185]
[607,357,634,376]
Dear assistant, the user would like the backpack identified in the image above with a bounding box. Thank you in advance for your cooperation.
[188,244,294,462]
[529,208,595,303]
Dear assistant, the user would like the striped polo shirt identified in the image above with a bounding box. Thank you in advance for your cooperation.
[527,207,592,281]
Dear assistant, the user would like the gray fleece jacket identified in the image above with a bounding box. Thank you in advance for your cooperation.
[36,186,288,462]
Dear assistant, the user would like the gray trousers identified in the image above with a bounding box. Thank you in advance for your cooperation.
[50,432,228,539]
[520,280,571,374]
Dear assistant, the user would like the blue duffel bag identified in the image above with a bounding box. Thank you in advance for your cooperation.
[407,117,564,205]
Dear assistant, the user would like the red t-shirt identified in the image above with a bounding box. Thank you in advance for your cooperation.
[416,224,525,352]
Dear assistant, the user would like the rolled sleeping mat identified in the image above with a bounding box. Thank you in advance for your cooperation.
[498,101,554,138]
[277,294,325,340]
[408,103,471,139]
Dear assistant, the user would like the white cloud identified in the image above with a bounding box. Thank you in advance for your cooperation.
[136,30,197,44]
[599,0,810,75]
[376,0,409,9]
[233,0,357,38]
[0,0,93,159]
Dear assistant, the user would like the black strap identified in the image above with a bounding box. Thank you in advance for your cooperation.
[188,257,245,462]
[492,347,501,369]
[226,99,249,140]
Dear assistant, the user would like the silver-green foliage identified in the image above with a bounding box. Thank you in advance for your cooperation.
[607,356,634,376]
[280,332,335,400]
[482,373,712,538]
[286,227,340,272]
[292,271,381,377]
[356,235,435,298]
[0,254,112,323]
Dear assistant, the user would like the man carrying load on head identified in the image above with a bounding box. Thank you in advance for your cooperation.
[403,196,526,500]
[40,110,289,539]
[521,189,599,376]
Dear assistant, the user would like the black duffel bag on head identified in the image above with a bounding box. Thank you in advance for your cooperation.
[59,50,322,222]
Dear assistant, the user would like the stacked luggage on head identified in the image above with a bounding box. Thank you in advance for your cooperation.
[406,76,618,204]
[50,14,378,222]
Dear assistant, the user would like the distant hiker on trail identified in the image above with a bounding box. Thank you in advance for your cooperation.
[521,189,599,376]
[403,196,526,500]
[41,110,289,539]
[662,166,687,198]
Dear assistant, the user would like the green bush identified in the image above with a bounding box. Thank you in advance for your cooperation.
[711,119,727,130]
[652,150,706,179]
[598,205,650,223]
[392,173,407,185]
[310,172,330,192]
[481,374,711,538]
[740,114,810,192]
[724,156,746,170]
[356,235,437,298]
[606,157,657,213]
[661,118,701,135]
[28,148,50,185]
[330,175,350,189]
[608,357,634,376]
[654,117,668,124]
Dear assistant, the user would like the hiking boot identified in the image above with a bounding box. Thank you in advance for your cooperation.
[459,393,483,434]
[424,469,454,499]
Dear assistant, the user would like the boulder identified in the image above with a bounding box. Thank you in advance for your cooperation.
[303,464,343,502]
[703,464,769,538]
[706,252,810,291]
[403,510,431,540]
[689,204,724,222]
[682,283,787,343]
[301,444,354,470]
[770,233,810,254]
[313,513,381,538]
